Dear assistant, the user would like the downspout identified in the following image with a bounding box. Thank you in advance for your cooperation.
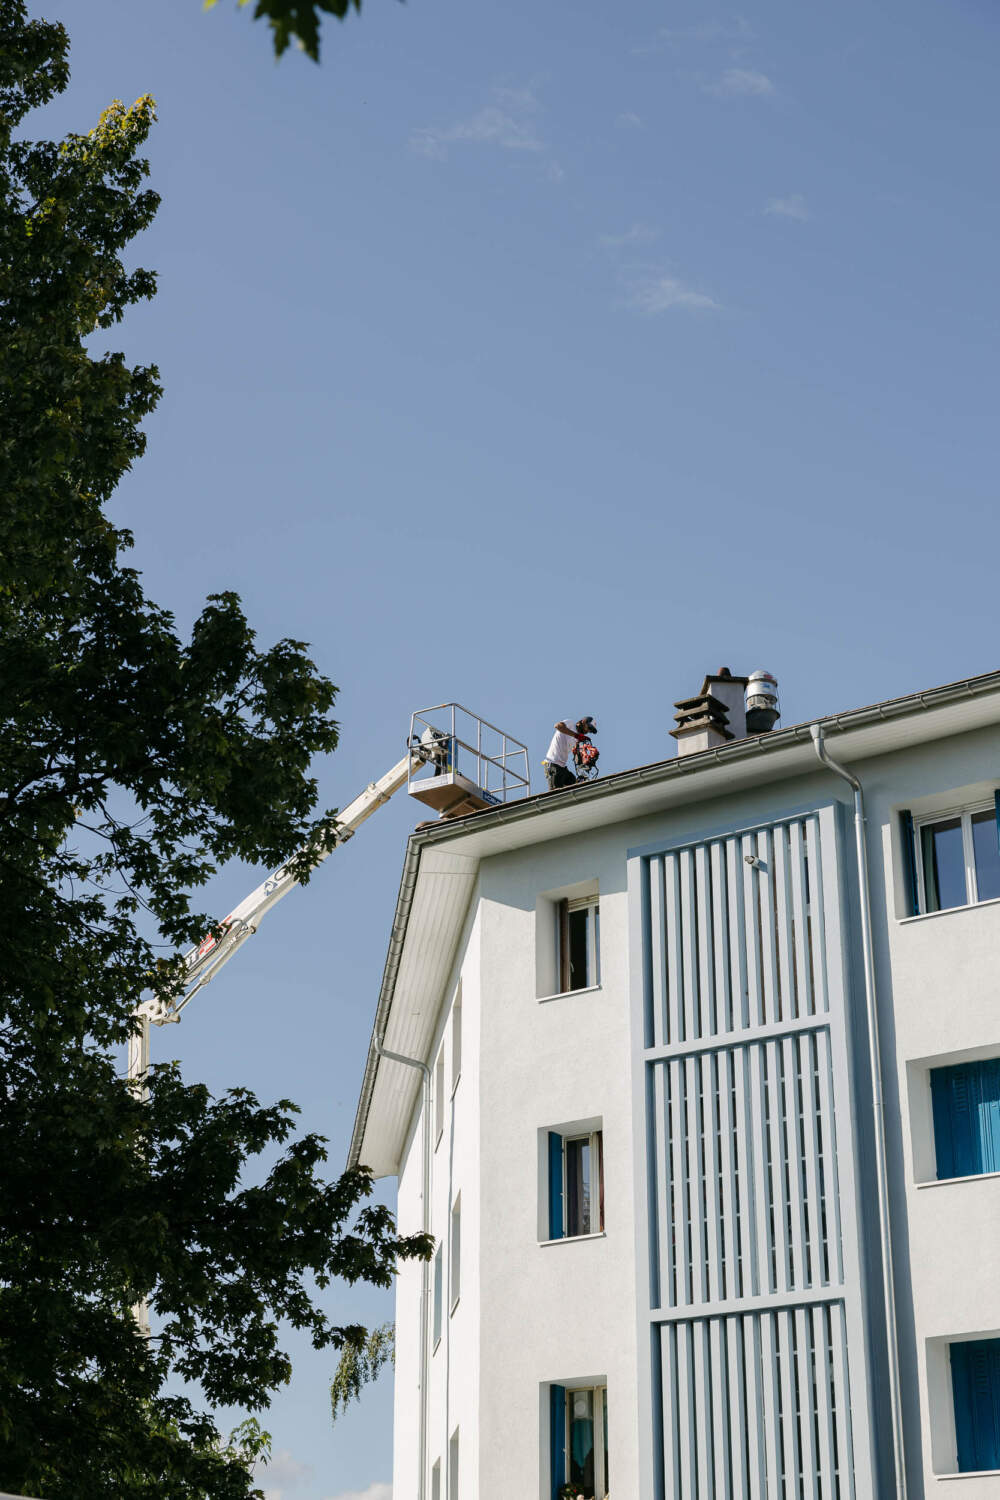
[810,724,907,1500]
[376,1040,432,1500]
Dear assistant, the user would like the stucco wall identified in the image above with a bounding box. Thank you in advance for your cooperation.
[386,722,1000,1500]
[865,725,1000,1498]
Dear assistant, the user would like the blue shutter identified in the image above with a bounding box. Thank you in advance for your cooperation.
[951,1338,1000,1472]
[548,1131,564,1240]
[550,1383,566,1496]
[931,1060,1000,1180]
[900,810,920,916]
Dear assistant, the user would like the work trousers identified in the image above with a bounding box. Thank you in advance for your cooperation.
[543,759,577,791]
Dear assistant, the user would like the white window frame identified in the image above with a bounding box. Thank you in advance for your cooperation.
[449,1195,461,1312]
[564,1383,609,1498]
[557,896,600,994]
[914,800,997,913]
[448,1427,459,1500]
[562,1129,604,1239]
[451,985,462,1095]
[432,1243,443,1350]
[434,1047,445,1146]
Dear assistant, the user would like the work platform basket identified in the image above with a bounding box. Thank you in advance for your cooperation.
[408,704,531,818]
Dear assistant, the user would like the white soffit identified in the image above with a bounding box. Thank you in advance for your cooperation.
[353,673,1000,1174]
[359,848,476,1178]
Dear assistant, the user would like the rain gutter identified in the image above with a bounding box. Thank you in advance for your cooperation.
[349,667,1000,1171]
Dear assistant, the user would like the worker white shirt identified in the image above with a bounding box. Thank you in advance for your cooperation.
[545,725,577,767]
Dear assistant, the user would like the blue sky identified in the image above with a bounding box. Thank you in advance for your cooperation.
[39,0,1000,1494]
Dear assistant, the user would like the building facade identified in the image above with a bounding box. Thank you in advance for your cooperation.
[349,669,1000,1499]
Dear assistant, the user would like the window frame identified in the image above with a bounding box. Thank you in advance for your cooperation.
[451,986,462,1096]
[913,799,1000,915]
[556,896,600,994]
[547,1127,605,1242]
[448,1427,460,1500]
[449,1195,461,1312]
[562,1383,609,1498]
[434,1047,445,1146]
[563,1129,604,1238]
[432,1243,443,1349]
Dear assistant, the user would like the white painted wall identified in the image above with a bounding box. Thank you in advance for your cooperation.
[394,904,481,1500]
[866,727,1000,1498]
[385,721,1000,1500]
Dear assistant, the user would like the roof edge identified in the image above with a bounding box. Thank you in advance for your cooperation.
[347,666,1000,1169]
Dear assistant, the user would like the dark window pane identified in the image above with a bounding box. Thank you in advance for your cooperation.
[565,1136,592,1236]
[972,810,1000,903]
[568,908,590,990]
[921,818,966,912]
[569,1389,595,1491]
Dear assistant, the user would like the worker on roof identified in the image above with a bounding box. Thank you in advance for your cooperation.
[543,717,597,792]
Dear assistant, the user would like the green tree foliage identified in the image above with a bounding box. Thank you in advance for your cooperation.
[207,0,365,63]
[329,1322,395,1424]
[0,7,431,1495]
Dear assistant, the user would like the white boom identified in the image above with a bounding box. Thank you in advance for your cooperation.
[126,750,424,1085]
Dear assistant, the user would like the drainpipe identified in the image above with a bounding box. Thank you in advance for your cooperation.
[810,724,907,1500]
[375,1040,432,1500]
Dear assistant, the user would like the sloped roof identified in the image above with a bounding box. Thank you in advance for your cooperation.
[350,667,1000,1176]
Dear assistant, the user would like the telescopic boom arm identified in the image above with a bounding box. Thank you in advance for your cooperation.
[127,749,425,1083]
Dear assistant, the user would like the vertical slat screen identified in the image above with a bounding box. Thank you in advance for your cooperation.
[659,1302,856,1499]
[641,818,828,1049]
[651,1034,843,1306]
[641,811,873,1500]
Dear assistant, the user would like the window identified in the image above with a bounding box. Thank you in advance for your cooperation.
[550,1384,609,1498]
[435,1048,445,1144]
[449,1196,461,1310]
[950,1338,1000,1472]
[431,1460,441,1500]
[931,1058,1000,1179]
[548,1129,604,1240]
[448,1427,459,1500]
[557,895,600,992]
[902,798,1000,915]
[432,1244,443,1347]
[451,986,462,1093]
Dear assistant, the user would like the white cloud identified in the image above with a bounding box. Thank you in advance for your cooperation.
[625,273,720,314]
[410,86,543,159]
[322,1485,392,1500]
[663,18,754,45]
[616,110,643,128]
[599,222,660,249]
[256,1448,314,1500]
[704,67,774,97]
[765,193,809,221]
[634,17,754,54]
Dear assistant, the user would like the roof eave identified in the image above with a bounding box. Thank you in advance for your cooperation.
[348,667,1000,1172]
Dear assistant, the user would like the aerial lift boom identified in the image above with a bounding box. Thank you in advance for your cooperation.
[127,749,425,1085]
[128,703,532,1084]
[125,705,530,1353]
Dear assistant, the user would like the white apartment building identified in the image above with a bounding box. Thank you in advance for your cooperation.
[348,668,1000,1499]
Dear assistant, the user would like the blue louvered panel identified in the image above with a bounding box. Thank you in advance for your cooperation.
[931,1060,1000,1180]
[951,1338,1000,1472]
[548,1131,564,1240]
[550,1383,566,1496]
